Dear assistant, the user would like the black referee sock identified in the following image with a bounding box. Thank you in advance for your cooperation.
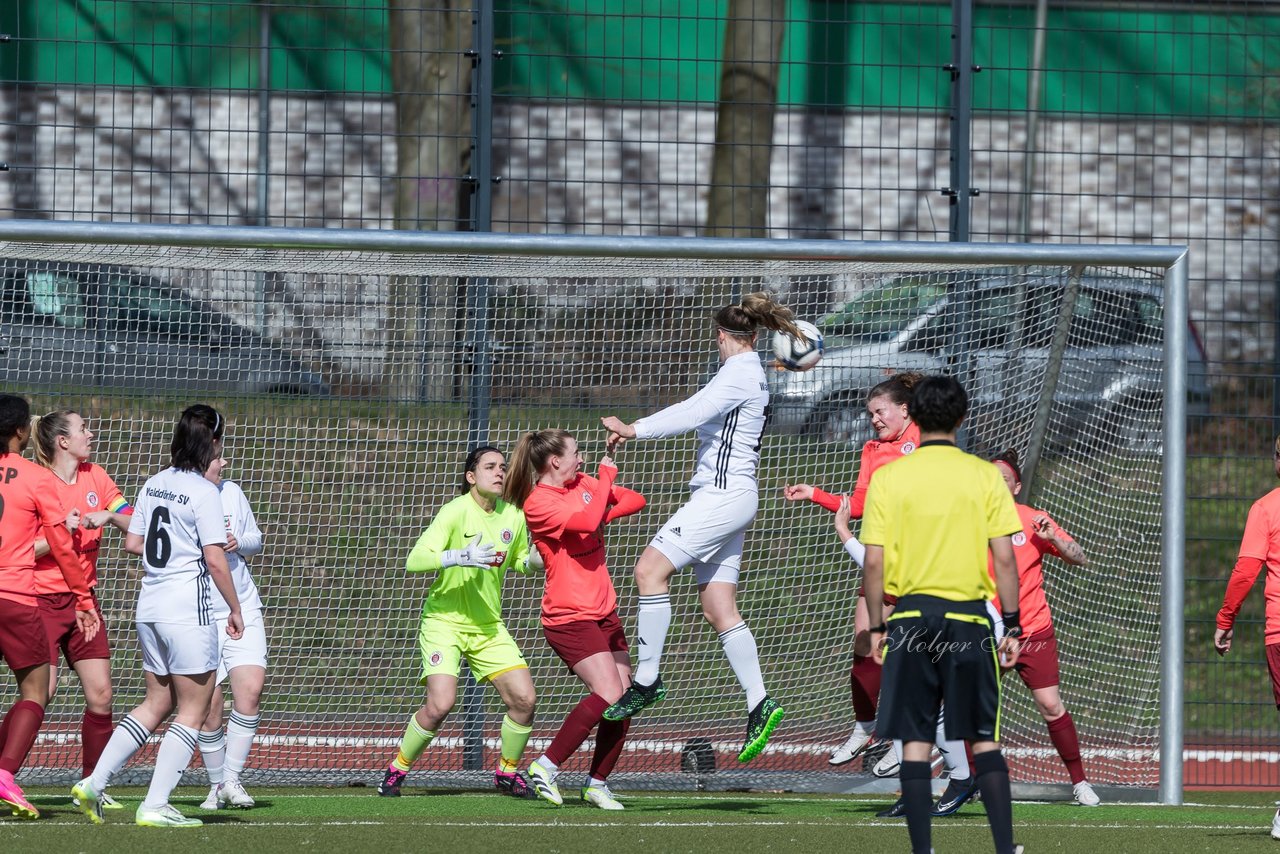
[899,759,933,854]
[974,748,1016,854]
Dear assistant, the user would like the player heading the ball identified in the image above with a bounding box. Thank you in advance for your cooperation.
[599,290,800,764]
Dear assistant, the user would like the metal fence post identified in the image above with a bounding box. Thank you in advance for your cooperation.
[946,0,974,243]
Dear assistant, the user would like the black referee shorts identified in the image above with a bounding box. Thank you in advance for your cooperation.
[877,594,1002,743]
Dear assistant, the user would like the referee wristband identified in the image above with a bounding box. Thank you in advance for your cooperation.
[1001,610,1022,639]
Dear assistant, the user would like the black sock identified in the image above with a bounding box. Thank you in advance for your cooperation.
[900,760,933,854]
[974,749,1016,854]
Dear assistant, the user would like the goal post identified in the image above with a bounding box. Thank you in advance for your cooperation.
[0,221,1186,803]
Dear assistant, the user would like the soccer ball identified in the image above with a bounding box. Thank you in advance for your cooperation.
[771,320,824,371]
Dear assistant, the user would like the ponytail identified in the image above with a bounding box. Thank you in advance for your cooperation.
[503,429,572,508]
[33,409,78,468]
[714,291,803,340]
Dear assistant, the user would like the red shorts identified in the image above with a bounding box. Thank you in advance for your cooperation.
[1012,628,1061,691]
[1266,643,1280,708]
[0,596,52,671]
[542,611,628,671]
[856,585,899,607]
[38,591,110,667]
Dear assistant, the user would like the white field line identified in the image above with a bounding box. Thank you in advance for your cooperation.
[31,731,1276,764]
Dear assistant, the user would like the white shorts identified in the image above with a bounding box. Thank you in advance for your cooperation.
[649,486,758,586]
[137,621,219,676]
[216,610,268,682]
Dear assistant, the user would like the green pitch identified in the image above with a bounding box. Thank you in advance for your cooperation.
[1,788,1278,853]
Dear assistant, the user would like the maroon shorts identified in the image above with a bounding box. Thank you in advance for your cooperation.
[1012,628,1061,691]
[38,590,110,667]
[542,611,629,671]
[0,596,51,671]
[1266,643,1280,708]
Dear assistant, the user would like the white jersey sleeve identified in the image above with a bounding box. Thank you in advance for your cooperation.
[209,480,264,619]
[633,351,768,491]
[133,467,228,626]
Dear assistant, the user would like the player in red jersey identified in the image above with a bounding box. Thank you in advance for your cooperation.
[990,450,1099,807]
[32,410,132,803]
[0,395,98,819]
[1215,434,1280,839]
[783,371,923,765]
[504,429,646,809]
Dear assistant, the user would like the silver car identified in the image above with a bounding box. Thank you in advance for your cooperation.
[0,260,329,395]
[767,272,1210,451]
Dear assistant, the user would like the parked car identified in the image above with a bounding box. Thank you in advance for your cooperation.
[766,272,1210,452]
[0,260,329,395]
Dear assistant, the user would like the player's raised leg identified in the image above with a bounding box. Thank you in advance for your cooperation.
[603,547,675,721]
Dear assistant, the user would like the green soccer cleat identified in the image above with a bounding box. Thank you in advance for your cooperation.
[135,803,203,828]
[602,676,667,722]
[737,696,785,763]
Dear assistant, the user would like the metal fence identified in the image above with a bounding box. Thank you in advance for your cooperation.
[2,0,1279,787]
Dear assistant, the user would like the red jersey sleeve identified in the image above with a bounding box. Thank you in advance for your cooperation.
[1218,556,1265,630]
[33,472,92,607]
[605,484,646,522]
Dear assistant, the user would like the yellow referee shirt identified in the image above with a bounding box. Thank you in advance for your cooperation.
[861,441,1022,602]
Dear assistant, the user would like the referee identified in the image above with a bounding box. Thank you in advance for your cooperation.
[861,375,1024,854]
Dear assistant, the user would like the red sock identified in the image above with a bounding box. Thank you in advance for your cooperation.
[81,709,114,777]
[0,700,46,774]
[850,655,882,723]
[588,717,630,780]
[545,693,609,767]
[1046,711,1086,784]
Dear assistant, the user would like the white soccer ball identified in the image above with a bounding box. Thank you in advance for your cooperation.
[772,320,824,371]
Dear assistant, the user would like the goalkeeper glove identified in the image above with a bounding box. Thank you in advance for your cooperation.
[442,534,498,568]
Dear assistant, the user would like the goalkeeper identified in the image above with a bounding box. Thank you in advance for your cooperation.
[377,446,538,800]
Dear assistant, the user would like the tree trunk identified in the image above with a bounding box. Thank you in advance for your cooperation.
[385,0,474,401]
[705,0,787,238]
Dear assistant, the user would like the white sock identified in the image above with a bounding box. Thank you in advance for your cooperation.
[89,714,151,791]
[935,709,969,779]
[854,718,876,736]
[198,728,226,786]
[719,621,767,710]
[633,594,671,687]
[142,723,198,809]
[893,739,904,765]
[224,710,260,783]
[587,776,607,788]
[535,754,559,778]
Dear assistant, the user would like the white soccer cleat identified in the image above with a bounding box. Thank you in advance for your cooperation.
[581,783,625,810]
[199,786,221,810]
[1271,807,1280,840]
[872,748,900,778]
[135,803,202,828]
[1073,780,1101,807]
[70,777,104,825]
[217,779,256,808]
[828,729,876,766]
[527,760,562,806]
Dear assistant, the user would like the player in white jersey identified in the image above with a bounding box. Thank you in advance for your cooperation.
[196,453,267,811]
[599,291,801,763]
[73,404,244,829]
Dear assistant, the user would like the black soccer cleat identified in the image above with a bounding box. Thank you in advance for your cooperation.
[931,775,980,816]
[378,766,407,797]
[876,796,907,818]
[603,676,667,721]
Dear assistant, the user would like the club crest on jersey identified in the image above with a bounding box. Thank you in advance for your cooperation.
[85,491,100,508]
[429,651,443,666]
[901,442,916,455]
[501,529,513,544]
[582,492,593,504]
[1012,532,1028,547]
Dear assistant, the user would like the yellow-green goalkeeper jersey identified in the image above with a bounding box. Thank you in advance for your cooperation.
[406,492,530,629]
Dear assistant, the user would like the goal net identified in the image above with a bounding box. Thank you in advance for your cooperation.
[0,227,1181,793]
